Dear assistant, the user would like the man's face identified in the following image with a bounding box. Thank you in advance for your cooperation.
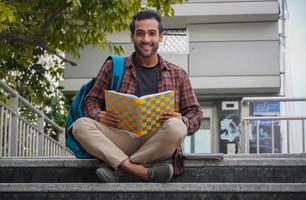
[131,19,163,58]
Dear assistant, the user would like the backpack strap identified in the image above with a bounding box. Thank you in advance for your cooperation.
[109,55,125,91]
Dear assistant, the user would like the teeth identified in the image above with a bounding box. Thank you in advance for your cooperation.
[142,46,151,50]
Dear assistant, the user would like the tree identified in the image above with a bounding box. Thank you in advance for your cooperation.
[0,0,184,136]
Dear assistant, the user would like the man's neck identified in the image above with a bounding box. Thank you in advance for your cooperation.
[135,53,158,68]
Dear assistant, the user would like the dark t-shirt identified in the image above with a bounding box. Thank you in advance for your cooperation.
[134,62,160,97]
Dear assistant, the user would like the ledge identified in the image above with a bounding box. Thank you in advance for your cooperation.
[1,183,306,193]
[1,154,306,167]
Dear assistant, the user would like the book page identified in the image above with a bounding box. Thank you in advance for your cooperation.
[105,90,175,136]
[139,91,173,99]
[105,90,141,135]
[106,90,173,100]
[138,91,174,135]
[106,90,138,99]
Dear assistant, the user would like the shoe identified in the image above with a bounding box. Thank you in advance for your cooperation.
[148,164,174,182]
[96,167,119,183]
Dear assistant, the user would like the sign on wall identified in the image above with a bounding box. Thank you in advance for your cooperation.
[250,101,281,153]
[219,101,240,154]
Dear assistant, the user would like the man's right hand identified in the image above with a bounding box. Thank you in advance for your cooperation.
[98,111,120,128]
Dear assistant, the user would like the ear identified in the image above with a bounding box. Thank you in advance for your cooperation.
[159,32,164,43]
[130,32,134,42]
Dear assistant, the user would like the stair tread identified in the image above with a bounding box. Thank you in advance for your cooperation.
[1,154,306,167]
[1,183,306,193]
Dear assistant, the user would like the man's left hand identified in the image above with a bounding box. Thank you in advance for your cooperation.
[160,111,182,124]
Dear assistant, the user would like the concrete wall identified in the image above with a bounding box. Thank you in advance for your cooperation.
[188,22,280,95]
[163,0,279,26]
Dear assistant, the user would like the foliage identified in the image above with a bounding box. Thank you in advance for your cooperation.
[0,0,184,137]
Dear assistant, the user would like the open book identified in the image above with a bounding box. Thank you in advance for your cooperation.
[105,90,175,137]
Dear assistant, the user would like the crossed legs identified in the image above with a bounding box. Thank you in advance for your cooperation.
[72,117,187,181]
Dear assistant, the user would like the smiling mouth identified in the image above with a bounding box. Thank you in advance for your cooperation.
[142,47,151,51]
[140,43,152,50]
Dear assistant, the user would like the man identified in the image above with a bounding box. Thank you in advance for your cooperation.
[72,10,203,182]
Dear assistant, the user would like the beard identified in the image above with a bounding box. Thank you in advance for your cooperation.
[133,41,159,58]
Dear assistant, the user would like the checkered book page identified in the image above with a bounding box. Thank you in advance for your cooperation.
[105,90,174,137]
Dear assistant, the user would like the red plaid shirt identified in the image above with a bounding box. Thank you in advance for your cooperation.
[85,53,203,135]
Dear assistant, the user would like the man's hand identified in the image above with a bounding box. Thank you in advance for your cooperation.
[98,111,120,128]
[160,111,182,124]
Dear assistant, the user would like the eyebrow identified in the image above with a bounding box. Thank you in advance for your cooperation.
[135,29,158,33]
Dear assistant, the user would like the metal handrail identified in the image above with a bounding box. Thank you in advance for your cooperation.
[0,79,72,157]
[17,116,68,150]
[244,116,306,120]
[0,79,18,97]
[242,96,306,103]
[45,117,65,133]
[240,96,306,154]
[0,101,17,115]
[0,80,64,132]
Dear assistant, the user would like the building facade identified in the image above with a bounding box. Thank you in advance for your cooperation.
[61,0,282,154]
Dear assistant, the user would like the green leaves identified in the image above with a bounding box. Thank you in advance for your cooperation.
[67,0,82,8]
[0,0,184,137]
[0,1,16,31]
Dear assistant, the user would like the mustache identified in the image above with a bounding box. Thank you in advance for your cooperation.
[140,42,152,46]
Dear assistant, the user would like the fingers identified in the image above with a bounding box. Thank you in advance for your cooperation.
[160,112,182,124]
[98,111,183,127]
[99,111,120,128]
[162,111,182,117]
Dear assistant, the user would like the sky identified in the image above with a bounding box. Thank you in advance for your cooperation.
[286,0,306,96]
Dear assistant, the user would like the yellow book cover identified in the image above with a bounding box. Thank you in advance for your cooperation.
[105,90,175,137]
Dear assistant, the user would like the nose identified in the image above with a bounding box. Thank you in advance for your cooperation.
[142,33,150,43]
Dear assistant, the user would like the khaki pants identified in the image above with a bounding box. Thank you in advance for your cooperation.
[72,117,187,169]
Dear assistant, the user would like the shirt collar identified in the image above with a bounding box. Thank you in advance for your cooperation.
[125,52,170,70]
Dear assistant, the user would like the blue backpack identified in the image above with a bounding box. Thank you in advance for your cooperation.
[65,55,125,158]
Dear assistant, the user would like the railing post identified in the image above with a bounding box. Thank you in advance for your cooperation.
[9,95,18,157]
[240,100,250,154]
[58,130,66,156]
[37,115,44,156]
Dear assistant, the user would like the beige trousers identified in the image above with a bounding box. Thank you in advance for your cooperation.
[72,117,187,169]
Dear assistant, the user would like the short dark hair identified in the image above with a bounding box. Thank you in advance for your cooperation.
[130,10,163,34]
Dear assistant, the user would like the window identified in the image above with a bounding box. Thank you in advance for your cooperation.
[159,29,188,54]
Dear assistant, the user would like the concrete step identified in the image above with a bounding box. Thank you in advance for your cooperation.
[1,183,306,200]
[1,154,306,183]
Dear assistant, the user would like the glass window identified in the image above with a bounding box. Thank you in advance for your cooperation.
[184,118,211,153]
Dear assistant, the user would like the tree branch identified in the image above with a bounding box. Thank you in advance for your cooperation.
[0,33,77,66]
[39,4,68,43]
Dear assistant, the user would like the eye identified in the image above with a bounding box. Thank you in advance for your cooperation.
[135,31,145,36]
[149,31,157,36]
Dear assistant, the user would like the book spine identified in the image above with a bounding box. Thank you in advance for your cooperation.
[136,101,143,136]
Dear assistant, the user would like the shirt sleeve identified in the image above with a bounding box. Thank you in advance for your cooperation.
[84,60,112,121]
[179,70,203,135]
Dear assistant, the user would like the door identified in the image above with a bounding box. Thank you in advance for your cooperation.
[183,103,218,153]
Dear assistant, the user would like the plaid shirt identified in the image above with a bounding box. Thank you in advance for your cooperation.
[85,53,203,135]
